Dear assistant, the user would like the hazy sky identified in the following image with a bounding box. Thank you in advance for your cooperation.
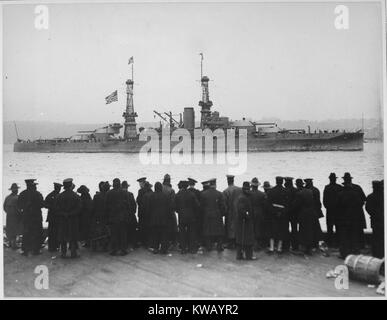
[2,1,384,124]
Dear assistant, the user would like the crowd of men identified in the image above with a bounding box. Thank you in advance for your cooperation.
[3,172,384,260]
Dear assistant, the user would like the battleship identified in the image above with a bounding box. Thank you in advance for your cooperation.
[13,57,364,153]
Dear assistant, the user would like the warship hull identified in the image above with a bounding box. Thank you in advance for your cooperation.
[13,131,364,153]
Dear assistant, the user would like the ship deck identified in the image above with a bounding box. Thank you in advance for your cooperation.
[3,246,383,298]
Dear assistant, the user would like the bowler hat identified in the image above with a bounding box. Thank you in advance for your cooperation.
[329,173,337,179]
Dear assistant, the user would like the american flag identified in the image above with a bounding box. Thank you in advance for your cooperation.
[105,90,118,104]
[128,56,134,65]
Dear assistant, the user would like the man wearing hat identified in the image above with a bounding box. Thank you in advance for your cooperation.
[304,178,323,248]
[284,177,299,251]
[201,178,226,252]
[343,172,367,249]
[366,180,384,258]
[90,181,110,252]
[3,183,22,250]
[293,178,321,255]
[187,178,203,250]
[223,175,242,249]
[336,172,366,258]
[323,173,343,248]
[17,179,45,256]
[175,180,200,254]
[56,178,82,258]
[77,185,93,247]
[121,180,137,250]
[249,178,267,250]
[162,174,178,250]
[106,178,131,256]
[137,179,154,248]
[44,182,63,252]
[266,176,289,254]
[136,177,148,246]
[235,182,256,260]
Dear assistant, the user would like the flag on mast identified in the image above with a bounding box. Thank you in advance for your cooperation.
[128,56,134,65]
[105,90,118,104]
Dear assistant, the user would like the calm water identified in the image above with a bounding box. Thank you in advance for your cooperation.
[2,142,384,231]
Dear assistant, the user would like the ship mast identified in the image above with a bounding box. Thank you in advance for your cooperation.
[123,58,138,140]
[198,53,212,128]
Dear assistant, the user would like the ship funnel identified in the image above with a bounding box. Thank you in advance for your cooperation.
[183,107,195,130]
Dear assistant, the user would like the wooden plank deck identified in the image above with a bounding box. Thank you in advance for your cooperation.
[3,246,383,298]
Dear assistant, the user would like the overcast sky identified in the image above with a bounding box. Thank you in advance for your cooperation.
[2,1,384,124]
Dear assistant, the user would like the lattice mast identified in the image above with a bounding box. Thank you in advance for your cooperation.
[198,53,213,128]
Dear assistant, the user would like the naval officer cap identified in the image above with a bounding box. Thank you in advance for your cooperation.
[201,180,210,186]
[187,177,197,185]
[137,177,146,183]
[209,178,217,185]
[25,179,38,185]
[54,182,63,187]
[63,178,73,184]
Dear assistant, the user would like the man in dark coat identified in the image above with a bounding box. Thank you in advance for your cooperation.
[56,178,82,258]
[106,178,131,256]
[293,179,321,255]
[122,180,137,250]
[266,176,289,254]
[187,177,202,249]
[44,182,62,252]
[365,180,384,258]
[90,181,109,251]
[175,180,200,254]
[284,177,298,251]
[136,177,150,247]
[149,182,172,254]
[235,182,256,260]
[250,178,267,250]
[337,172,366,258]
[222,175,242,249]
[323,173,343,248]
[4,183,22,250]
[77,185,93,247]
[304,178,324,249]
[162,174,178,250]
[200,179,226,252]
[17,179,44,256]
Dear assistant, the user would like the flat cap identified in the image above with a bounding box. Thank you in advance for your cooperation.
[137,177,146,183]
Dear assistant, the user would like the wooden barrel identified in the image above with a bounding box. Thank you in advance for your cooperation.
[344,255,385,284]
